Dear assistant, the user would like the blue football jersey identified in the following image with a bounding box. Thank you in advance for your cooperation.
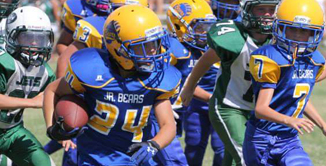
[65,48,181,153]
[73,16,106,49]
[168,36,191,108]
[249,45,325,134]
[61,0,96,33]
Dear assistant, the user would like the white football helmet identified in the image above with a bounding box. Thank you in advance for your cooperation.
[6,6,54,67]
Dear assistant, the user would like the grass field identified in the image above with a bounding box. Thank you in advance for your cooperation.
[23,57,326,166]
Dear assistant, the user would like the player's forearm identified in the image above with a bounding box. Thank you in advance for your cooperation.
[304,100,326,129]
[0,94,35,110]
[43,80,61,128]
[255,105,292,125]
[193,86,212,103]
[152,120,176,149]
[255,88,290,125]
[153,100,176,149]
[184,49,219,90]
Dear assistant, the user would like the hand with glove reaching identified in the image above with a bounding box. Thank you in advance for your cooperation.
[46,116,87,141]
[127,140,161,165]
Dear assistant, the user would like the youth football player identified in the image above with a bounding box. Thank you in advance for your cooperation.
[44,5,180,166]
[56,0,110,55]
[167,0,224,165]
[180,0,280,165]
[245,0,326,165]
[55,0,148,77]
[0,6,56,166]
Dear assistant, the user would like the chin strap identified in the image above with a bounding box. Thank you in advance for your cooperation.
[292,46,298,65]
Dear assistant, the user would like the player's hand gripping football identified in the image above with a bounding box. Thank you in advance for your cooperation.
[127,140,161,165]
[47,116,87,141]
[285,117,315,135]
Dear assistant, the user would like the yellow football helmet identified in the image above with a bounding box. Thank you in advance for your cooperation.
[109,0,149,10]
[167,0,217,51]
[103,5,170,72]
[273,0,325,57]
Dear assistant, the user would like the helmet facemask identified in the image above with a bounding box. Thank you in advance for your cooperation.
[0,0,19,19]
[273,19,324,58]
[118,29,171,73]
[212,0,240,21]
[6,26,54,67]
[241,0,279,34]
[183,17,217,51]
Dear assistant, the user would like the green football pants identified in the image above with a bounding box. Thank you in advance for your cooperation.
[0,123,54,166]
[209,99,251,166]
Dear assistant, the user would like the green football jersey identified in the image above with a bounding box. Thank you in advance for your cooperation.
[208,19,271,111]
[0,18,6,50]
[0,51,55,128]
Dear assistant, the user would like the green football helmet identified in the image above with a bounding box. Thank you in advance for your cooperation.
[240,0,280,34]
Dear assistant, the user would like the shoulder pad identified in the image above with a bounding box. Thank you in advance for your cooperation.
[310,50,325,66]
[69,48,113,87]
[138,66,181,92]
[62,0,95,32]
[250,46,281,84]
[73,16,106,49]
[207,19,247,59]
[169,36,190,59]
[0,53,16,77]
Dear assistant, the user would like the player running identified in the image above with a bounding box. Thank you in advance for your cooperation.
[245,0,326,165]
[180,0,280,165]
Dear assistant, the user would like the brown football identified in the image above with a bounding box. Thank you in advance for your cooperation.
[54,95,89,131]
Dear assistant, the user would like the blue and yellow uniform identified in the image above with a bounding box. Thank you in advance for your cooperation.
[149,36,190,166]
[244,45,325,165]
[61,0,96,34]
[65,48,181,165]
[45,9,106,166]
[183,45,224,166]
[73,16,106,49]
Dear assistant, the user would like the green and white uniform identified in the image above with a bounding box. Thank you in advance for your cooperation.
[0,51,55,166]
[0,19,6,50]
[207,19,271,166]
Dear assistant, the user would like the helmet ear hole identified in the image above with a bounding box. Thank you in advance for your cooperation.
[174,24,180,31]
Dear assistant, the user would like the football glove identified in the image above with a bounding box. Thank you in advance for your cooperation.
[127,140,161,165]
[46,116,87,141]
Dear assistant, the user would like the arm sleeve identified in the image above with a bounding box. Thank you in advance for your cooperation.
[249,55,280,89]
[207,20,245,62]
[73,19,103,49]
[64,60,86,94]
[156,82,180,100]
[61,2,77,33]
